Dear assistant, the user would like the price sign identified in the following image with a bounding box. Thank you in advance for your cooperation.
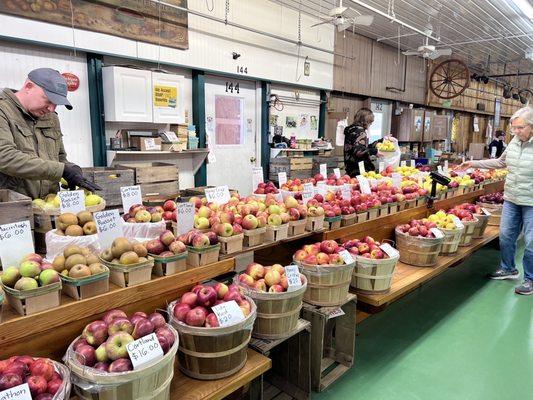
[94,209,123,250]
[212,300,245,327]
[205,185,231,205]
[380,243,399,258]
[301,190,314,205]
[278,172,287,187]
[410,160,416,168]
[121,185,143,214]
[176,202,195,235]
[316,181,327,196]
[358,161,366,175]
[0,221,34,269]
[303,182,314,192]
[0,383,32,400]
[333,168,341,179]
[391,173,402,189]
[450,215,464,229]
[252,167,264,191]
[58,190,85,214]
[444,160,449,172]
[327,307,345,320]
[341,184,351,200]
[356,175,371,194]
[378,161,385,173]
[437,165,444,174]
[470,155,473,161]
[144,138,159,151]
[338,250,354,264]
[126,333,164,370]
[430,228,444,238]
[400,160,406,167]
[417,174,424,185]
[481,207,492,216]
[320,163,327,177]
[285,264,302,291]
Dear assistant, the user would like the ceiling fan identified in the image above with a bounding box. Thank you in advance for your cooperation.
[310,0,374,32]
[403,36,452,60]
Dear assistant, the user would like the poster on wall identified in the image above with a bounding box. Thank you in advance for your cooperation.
[286,116,297,128]
[310,115,318,131]
[0,0,189,50]
[153,85,178,108]
[299,113,310,137]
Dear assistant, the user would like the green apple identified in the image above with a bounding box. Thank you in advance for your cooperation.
[19,261,41,278]
[0,266,21,287]
[14,277,38,291]
[268,204,281,215]
[194,216,210,230]
[267,214,282,226]
[39,269,60,286]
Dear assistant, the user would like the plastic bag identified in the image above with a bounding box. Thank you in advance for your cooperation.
[45,230,101,261]
[122,220,166,242]
[381,145,402,170]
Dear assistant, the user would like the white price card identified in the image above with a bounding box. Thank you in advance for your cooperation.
[0,221,34,270]
[333,168,341,179]
[285,264,302,292]
[437,165,444,174]
[470,155,473,161]
[481,207,492,216]
[59,190,85,214]
[462,156,466,163]
[380,243,399,258]
[356,175,371,194]
[391,173,402,189]
[176,202,195,235]
[430,228,444,238]
[0,383,32,400]
[212,300,245,327]
[417,174,424,185]
[320,163,327,177]
[444,160,449,172]
[278,172,287,187]
[338,250,354,265]
[126,333,164,370]
[301,190,314,205]
[342,184,351,200]
[121,185,143,214]
[378,161,385,173]
[327,307,345,320]
[94,209,123,250]
[400,160,406,167]
[410,160,416,168]
[450,215,464,229]
[252,167,264,191]
[316,181,327,196]
[303,182,314,192]
[358,161,366,175]
[144,138,159,151]
[205,185,231,205]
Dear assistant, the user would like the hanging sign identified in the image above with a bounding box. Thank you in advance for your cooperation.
[153,85,177,108]
[252,167,264,191]
[62,72,80,92]
[320,163,327,177]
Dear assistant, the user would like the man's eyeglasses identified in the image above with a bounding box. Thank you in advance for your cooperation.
[510,125,527,132]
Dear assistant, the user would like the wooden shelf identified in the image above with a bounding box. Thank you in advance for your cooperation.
[170,349,271,400]
[356,226,499,307]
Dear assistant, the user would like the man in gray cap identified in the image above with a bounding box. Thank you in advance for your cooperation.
[0,68,99,199]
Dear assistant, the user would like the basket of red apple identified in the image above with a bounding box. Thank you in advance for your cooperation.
[145,230,188,276]
[99,238,154,288]
[395,220,445,267]
[235,263,307,339]
[0,253,62,316]
[121,204,167,242]
[293,240,355,306]
[241,215,267,248]
[454,203,490,239]
[264,203,290,242]
[65,309,177,400]
[212,220,244,255]
[305,198,325,232]
[177,229,220,268]
[343,237,400,294]
[168,284,257,380]
[253,182,281,200]
[447,206,479,246]
[477,192,503,226]
[0,356,71,399]
[283,195,308,237]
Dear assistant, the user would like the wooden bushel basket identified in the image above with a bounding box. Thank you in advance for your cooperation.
[100,257,154,288]
[288,219,307,236]
[236,275,307,339]
[61,268,110,300]
[351,253,399,294]
[395,228,444,267]
[440,227,464,255]
[476,202,502,226]
[265,223,289,242]
[306,215,325,232]
[472,213,489,239]
[243,227,266,247]
[341,214,357,227]
[151,252,188,276]
[218,234,244,255]
[65,326,178,400]
[295,259,355,306]
[1,281,61,316]
[186,245,220,268]
[168,297,257,380]
[458,217,479,246]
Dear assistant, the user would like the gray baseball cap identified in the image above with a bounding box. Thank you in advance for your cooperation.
[28,68,72,110]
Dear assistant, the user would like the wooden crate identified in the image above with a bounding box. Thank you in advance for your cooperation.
[270,157,314,174]
[82,167,134,206]
[302,294,357,392]
[139,181,180,199]
[0,189,33,228]
[118,162,179,184]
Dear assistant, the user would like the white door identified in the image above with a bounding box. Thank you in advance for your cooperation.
[205,75,260,195]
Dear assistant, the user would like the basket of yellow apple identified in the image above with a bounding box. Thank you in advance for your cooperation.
[427,211,465,255]
[376,139,396,158]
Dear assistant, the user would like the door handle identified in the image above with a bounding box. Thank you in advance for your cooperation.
[250,156,256,163]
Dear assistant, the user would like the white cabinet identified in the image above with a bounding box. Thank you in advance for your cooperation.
[152,72,185,124]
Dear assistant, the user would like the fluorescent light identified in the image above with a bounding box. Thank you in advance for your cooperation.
[511,0,533,19]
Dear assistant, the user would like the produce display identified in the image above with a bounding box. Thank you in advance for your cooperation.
[177,229,219,248]
[447,205,477,221]
[172,283,252,327]
[122,204,164,223]
[321,173,357,187]
[478,192,504,204]
[280,178,305,192]
[52,245,106,278]
[1,253,60,291]
[145,230,187,256]
[32,192,103,211]
[293,240,349,265]
[254,181,279,194]
[341,236,390,259]
[72,309,174,371]
[237,263,305,292]
[54,211,97,236]
[396,219,440,238]
[426,211,462,229]
[100,238,149,265]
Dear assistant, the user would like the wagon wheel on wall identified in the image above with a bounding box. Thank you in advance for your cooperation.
[429,59,470,99]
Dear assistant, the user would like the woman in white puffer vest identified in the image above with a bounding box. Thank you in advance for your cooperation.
[462,106,533,295]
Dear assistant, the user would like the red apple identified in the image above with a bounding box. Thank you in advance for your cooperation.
[75,344,96,367]
[108,359,133,373]
[148,312,166,329]
[0,373,23,391]
[132,318,155,339]
[185,307,208,327]
[245,263,265,279]
[173,303,191,322]
[320,240,338,254]
[107,317,134,335]
[197,286,217,307]
[29,358,55,381]
[27,375,48,397]
[180,292,198,307]
[155,326,175,348]
[102,309,128,325]
[46,378,63,395]
[205,313,220,328]
[82,320,108,346]
[213,282,229,299]
[223,290,243,302]
[93,362,109,372]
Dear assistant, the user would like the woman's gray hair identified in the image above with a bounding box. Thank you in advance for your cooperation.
[510,107,533,125]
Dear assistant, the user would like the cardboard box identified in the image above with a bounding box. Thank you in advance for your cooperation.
[469,143,486,160]
[129,136,162,151]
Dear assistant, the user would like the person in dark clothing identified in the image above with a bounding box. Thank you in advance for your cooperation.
[488,130,506,158]
[343,108,381,176]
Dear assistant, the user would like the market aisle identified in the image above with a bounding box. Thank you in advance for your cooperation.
[315,243,532,400]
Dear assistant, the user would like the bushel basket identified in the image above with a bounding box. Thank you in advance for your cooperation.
[472,213,489,239]
[351,252,399,294]
[458,217,478,246]
[440,226,464,255]
[395,228,444,267]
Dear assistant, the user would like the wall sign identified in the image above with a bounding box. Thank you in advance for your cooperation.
[62,72,80,92]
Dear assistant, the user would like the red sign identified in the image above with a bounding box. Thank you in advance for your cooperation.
[62,73,80,92]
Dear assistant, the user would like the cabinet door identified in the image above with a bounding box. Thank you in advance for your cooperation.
[103,67,152,122]
[152,72,185,124]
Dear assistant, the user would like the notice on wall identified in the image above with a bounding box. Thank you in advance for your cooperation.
[0,221,34,269]
[153,85,177,108]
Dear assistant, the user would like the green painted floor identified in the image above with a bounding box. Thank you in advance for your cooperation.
[315,243,532,400]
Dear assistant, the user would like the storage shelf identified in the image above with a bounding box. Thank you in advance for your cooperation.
[107,149,209,174]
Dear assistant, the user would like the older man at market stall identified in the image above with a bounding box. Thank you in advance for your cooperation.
[0,68,99,199]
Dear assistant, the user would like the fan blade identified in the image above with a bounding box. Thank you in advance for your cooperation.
[353,15,374,26]
[435,48,452,56]
[311,17,334,28]
[427,52,440,60]
[402,51,419,56]
[329,6,348,17]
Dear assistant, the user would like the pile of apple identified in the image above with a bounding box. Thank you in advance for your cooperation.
[376,139,395,152]
[145,230,187,257]
[280,178,304,192]
[237,262,305,292]
[447,206,476,221]
[342,236,389,259]
[478,192,504,204]
[55,211,96,236]
[33,191,103,211]
[1,254,60,292]
[322,173,356,187]
[100,237,149,265]
[0,356,65,398]
[454,203,483,215]
[426,210,462,230]
[72,309,174,372]
[254,181,279,194]
[293,240,347,265]
[172,283,253,327]
[122,204,164,224]
[177,229,219,248]
[396,219,440,238]
[52,245,106,279]
[161,199,178,222]
[284,196,308,221]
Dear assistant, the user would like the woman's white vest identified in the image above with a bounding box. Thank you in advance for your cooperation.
[504,136,533,206]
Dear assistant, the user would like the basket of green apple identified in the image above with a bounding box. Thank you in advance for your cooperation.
[264,203,290,243]
[65,309,177,400]
[145,230,188,276]
[0,253,62,316]
[177,230,220,268]
[213,219,244,255]
[0,356,71,399]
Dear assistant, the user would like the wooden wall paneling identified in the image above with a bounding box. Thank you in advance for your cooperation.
[333,31,373,95]
[326,95,364,156]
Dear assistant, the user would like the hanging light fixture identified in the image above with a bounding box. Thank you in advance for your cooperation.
[503,84,512,99]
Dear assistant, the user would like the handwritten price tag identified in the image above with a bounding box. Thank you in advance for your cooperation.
[316,181,327,196]
[400,160,406,167]
[481,207,492,216]
[94,209,123,250]
[121,185,143,214]
[327,307,345,320]
[252,167,264,191]
[380,243,399,258]
[320,163,327,177]
[285,265,302,292]
[212,300,245,327]
[391,173,402,189]
[430,228,444,238]
[176,203,195,235]
[0,221,34,269]
[358,161,366,175]
[0,383,32,400]
[278,172,287,187]
[410,160,416,168]
[58,190,85,214]
[450,215,464,229]
[378,161,385,173]
[437,165,444,174]
[205,185,231,205]
[342,184,351,200]
[333,168,341,179]
[338,250,354,264]
[303,182,314,192]
[356,175,371,194]
[126,333,164,370]
[302,190,313,205]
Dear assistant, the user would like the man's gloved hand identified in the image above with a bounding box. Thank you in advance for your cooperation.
[62,163,102,192]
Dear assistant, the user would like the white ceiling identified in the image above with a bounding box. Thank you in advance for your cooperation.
[272,0,533,80]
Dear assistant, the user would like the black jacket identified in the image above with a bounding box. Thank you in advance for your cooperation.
[488,139,505,158]
[343,124,380,176]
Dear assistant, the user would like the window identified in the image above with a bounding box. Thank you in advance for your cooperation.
[215,95,244,145]
[368,113,383,143]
